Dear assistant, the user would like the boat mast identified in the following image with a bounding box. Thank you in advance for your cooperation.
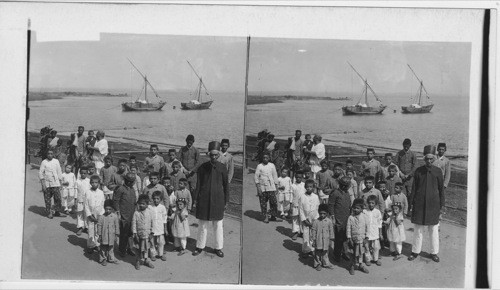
[144,75,148,102]
[407,64,429,105]
[186,60,210,100]
[365,79,369,106]
[198,78,203,102]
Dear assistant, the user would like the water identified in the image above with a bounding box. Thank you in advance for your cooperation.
[28,90,245,153]
[246,93,469,156]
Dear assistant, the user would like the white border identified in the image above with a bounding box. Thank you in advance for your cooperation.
[0,1,492,289]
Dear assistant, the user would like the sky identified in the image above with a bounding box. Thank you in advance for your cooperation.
[30,33,471,98]
[248,38,471,98]
[30,33,248,93]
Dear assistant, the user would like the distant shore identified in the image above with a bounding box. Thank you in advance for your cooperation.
[247,95,351,105]
[29,91,128,101]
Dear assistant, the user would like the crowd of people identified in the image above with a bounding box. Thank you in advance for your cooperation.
[253,129,449,274]
[37,125,234,269]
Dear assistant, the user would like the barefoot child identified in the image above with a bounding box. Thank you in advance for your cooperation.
[132,194,154,270]
[385,202,406,260]
[85,175,105,255]
[311,204,335,271]
[61,164,77,214]
[75,166,90,236]
[290,171,305,240]
[347,198,369,275]
[149,191,168,262]
[172,198,190,255]
[96,199,120,266]
[364,195,383,266]
[277,168,293,219]
[299,179,320,258]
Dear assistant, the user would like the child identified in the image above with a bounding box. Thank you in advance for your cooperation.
[165,183,176,244]
[346,198,369,275]
[149,191,168,262]
[130,165,142,200]
[96,199,120,266]
[316,160,335,204]
[290,171,305,240]
[359,176,385,212]
[380,186,392,249]
[175,178,192,212]
[84,175,105,255]
[88,162,97,177]
[143,164,154,188]
[385,164,403,196]
[391,182,408,216]
[169,161,187,191]
[385,202,406,260]
[299,179,320,258]
[129,155,137,168]
[434,142,451,189]
[85,130,96,157]
[302,134,313,162]
[172,198,190,255]
[311,203,335,271]
[381,153,401,179]
[143,172,168,207]
[363,195,383,266]
[61,164,77,214]
[144,144,166,180]
[332,163,345,180]
[277,168,293,219]
[361,148,383,183]
[75,166,90,236]
[100,156,117,200]
[345,159,357,178]
[132,194,155,270]
[345,169,357,205]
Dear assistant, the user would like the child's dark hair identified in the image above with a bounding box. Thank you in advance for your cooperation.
[118,158,128,165]
[150,144,159,150]
[104,155,112,162]
[345,169,354,175]
[376,180,387,187]
[346,159,353,165]
[367,194,378,203]
[385,153,393,157]
[152,191,163,199]
[179,178,188,183]
[352,198,364,209]
[88,162,96,168]
[305,133,311,138]
[130,164,138,170]
[333,163,343,169]
[176,198,187,206]
[305,179,316,187]
[364,175,375,182]
[294,170,304,177]
[79,166,88,173]
[162,176,171,181]
[395,182,404,187]
[137,193,150,204]
[320,159,329,166]
[366,148,375,154]
[388,164,398,171]
[104,199,114,209]
[318,203,329,214]
[274,143,280,150]
[129,155,136,161]
[149,171,159,177]
[172,160,181,167]
[90,175,100,182]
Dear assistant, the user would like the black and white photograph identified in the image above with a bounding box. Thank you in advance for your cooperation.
[22,31,245,283]
[241,8,485,288]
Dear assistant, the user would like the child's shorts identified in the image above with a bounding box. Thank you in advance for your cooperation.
[61,187,76,198]
[277,191,285,203]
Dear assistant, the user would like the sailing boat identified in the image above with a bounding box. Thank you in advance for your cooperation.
[342,62,387,115]
[122,59,167,112]
[181,60,213,110]
[401,64,434,114]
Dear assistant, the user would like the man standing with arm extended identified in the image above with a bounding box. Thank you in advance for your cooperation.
[192,141,229,258]
[408,145,445,263]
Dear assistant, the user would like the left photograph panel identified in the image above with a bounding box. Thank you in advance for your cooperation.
[23,32,245,283]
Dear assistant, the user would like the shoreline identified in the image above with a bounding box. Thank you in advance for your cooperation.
[29,91,128,101]
[247,95,351,105]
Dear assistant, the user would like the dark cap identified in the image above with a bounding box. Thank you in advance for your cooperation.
[221,138,230,145]
[208,141,221,152]
[403,138,412,145]
[168,148,177,153]
[423,145,436,156]
[124,172,136,182]
[318,204,329,214]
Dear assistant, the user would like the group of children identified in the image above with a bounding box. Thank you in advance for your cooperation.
[253,134,439,274]
[45,148,195,269]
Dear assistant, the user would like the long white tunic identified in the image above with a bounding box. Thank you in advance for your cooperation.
[254,162,279,192]
[39,158,63,187]
[310,143,326,174]
[84,188,105,218]
[92,138,108,171]
[299,193,320,222]
[149,204,167,235]
[364,208,382,240]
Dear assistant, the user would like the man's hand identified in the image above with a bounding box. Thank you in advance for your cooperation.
[41,182,47,192]
[256,186,263,197]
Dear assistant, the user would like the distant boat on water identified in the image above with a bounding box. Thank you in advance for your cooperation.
[122,59,167,112]
[342,62,387,115]
[181,60,213,110]
[401,64,433,114]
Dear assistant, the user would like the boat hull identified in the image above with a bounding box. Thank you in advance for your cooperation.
[180,100,213,110]
[122,101,166,111]
[401,104,433,114]
[342,105,387,115]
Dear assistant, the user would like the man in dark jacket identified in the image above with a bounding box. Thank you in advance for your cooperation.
[408,145,445,263]
[113,172,137,257]
[192,141,229,258]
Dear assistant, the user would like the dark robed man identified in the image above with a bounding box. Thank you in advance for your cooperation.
[408,145,445,263]
[192,141,229,258]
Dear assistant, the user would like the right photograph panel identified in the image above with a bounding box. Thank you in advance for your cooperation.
[242,37,470,287]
